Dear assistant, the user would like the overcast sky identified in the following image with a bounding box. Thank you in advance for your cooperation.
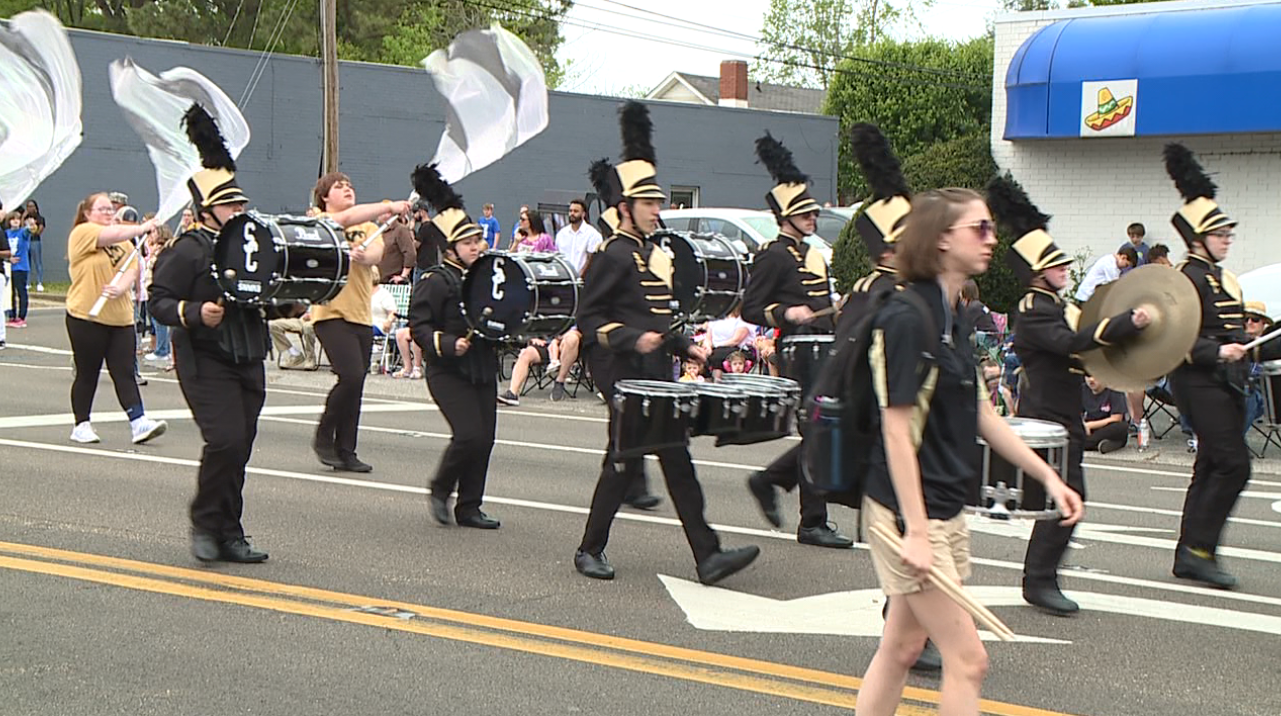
[554,0,1007,96]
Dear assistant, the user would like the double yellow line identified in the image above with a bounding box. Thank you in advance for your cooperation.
[0,540,1075,716]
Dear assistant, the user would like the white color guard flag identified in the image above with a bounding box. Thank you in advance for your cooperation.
[0,10,82,208]
[423,24,549,184]
[109,58,250,223]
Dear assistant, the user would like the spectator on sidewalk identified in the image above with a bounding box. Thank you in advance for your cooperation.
[554,199,602,276]
[143,223,175,368]
[376,208,415,285]
[510,204,529,248]
[1147,243,1172,267]
[22,199,45,292]
[1082,375,1129,453]
[1118,222,1150,271]
[1075,245,1137,303]
[1244,301,1272,431]
[6,211,31,327]
[269,308,318,370]
[477,203,500,247]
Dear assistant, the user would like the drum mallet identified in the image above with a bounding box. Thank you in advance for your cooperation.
[88,246,141,318]
[1244,325,1281,351]
[464,306,494,342]
[868,522,1016,642]
[359,192,420,251]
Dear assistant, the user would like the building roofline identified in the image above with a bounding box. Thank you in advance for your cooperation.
[645,72,714,105]
[995,0,1277,24]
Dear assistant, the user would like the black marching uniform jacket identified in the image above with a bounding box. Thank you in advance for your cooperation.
[741,235,834,338]
[1013,287,1140,442]
[578,228,691,378]
[1175,254,1280,390]
[836,265,898,341]
[409,258,497,384]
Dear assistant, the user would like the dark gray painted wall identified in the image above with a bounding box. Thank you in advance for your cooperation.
[21,28,838,282]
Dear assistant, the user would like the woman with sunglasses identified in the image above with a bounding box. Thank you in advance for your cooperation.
[854,188,1082,716]
[64,192,167,445]
[310,173,411,473]
[988,176,1149,616]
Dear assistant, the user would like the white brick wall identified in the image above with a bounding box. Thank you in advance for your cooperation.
[992,6,1281,275]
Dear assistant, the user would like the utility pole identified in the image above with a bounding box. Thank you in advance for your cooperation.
[320,0,339,174]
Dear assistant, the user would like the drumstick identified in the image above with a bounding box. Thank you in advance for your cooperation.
[1243,324,1281,351]
[360,191,419,250]
[869,522,1016,642]
[89,246,141,318]
[464,306,494,342]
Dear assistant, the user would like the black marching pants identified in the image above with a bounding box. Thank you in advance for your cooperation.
[426,367,497,518]
[1171,371,1250,553]
[314,319,373,459]
[65,313,142,424]
[1023,432,1086,588]
[175,342,266,540]
[759,439,829,528]
[577,345,721,564]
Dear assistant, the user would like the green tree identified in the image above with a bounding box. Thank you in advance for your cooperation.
[4,0,571,87]
[823,35,993,200]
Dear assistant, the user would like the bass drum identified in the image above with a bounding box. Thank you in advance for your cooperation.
[214,210,349,305]
[651,229,746,323]
[463,251,580,340]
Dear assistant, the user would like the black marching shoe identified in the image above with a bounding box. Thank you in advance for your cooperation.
[335,456,373,473]
[911,640,943,672]
[1022,582,1080,615]
[797,523,854,549]
[219,537,268,563]
[575,550,615,580]
[747,472,782,528]
[312,434,342,469]
[696,545,761,586]
[624,493,662,510]
[191,531,220,563]
[429,495,452,525]
[457,512,501,530]
[1173,545,1238,589]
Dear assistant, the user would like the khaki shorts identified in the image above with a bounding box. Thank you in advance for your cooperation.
[863,497,971,596]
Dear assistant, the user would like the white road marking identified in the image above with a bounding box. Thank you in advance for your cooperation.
[660,578,1281,641]
[1088,500,1281,529]
[1151,485,1281,502]
[3,435,1281,610]
[0,403,431,430]
[3,343,74,356]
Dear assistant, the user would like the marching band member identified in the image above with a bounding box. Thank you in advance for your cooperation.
[309,175,411,473]
[573,101,758,583]
[855,188,1082,716]
[1164,144,1281,588]
[742,133,852,549]
[149,105,268,562]
[409,165,501,529]
[988,175,1149,613]
[839,124,907,328]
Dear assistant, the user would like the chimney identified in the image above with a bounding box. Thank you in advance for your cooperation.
[719,60,748,108]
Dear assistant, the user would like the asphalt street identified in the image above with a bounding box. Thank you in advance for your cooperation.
[3,303,1281,716]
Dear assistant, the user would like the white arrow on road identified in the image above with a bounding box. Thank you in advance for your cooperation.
[660,578,1281,642]
[966,516,1171,549]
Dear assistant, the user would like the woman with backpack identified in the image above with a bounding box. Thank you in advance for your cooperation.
[854,188,1083,716]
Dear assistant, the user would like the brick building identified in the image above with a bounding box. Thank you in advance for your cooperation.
[992,0,1281,275]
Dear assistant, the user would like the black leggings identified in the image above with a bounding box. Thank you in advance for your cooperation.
[314,319,373,459]
[10,270,28,319]
[65,313,143,424]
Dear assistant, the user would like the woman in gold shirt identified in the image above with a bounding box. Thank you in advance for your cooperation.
[311,173,411,472]
[64,192,168,445]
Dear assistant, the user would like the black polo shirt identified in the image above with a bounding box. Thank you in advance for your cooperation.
[1081,385,1128,423]
[865,280,982,520]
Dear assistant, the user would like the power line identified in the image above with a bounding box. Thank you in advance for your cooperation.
[458,0,991,90]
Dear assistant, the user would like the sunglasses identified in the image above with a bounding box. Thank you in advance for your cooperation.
[1247,316,1266,323]
[950,219,996,237]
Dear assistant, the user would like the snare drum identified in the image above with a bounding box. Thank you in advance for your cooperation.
[970,417,1066,520]
[651,229,746,322]
[612,380,697,458]
[463,252,579,340]
[779,334,835,398]
[1260,360,1281,424]
[690,382,748,437]
[214,210,349,305]
[716,374,801,445]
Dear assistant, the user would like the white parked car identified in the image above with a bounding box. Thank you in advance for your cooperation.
[659,207,833,266]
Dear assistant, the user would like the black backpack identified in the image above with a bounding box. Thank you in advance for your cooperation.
[801,288,940,508]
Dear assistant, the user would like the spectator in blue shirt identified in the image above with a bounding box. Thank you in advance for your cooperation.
[5,211,30,327]
[477,202,500,248]
[1118,222,1149,272]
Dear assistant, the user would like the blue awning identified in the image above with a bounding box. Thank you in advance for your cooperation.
[1005,4,1281,139]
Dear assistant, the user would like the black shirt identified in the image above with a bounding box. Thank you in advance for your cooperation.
[836,265,898,341]
[741,234,834,338]
[408,258,498,384]
[865,280,981,520]
[1082,386,1128,423]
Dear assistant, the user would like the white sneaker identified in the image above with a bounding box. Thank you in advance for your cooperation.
[130,416,167,444]
[547,359,562,373]
[70,422,100,444]
[144,353,161,361]
[36,283,44,292]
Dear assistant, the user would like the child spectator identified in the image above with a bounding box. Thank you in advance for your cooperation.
[982,358,1015,416]
[1082,375,1129,453]
[5,211,30,327]
[1147,243,1172,267]
[679,359,704,383]
[723,350,752,377]
[477,203,500,246]
[22,199,44,292]
[1118,222,1150,270]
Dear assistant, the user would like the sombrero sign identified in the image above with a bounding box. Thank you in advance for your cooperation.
[1080,79,1138,137]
